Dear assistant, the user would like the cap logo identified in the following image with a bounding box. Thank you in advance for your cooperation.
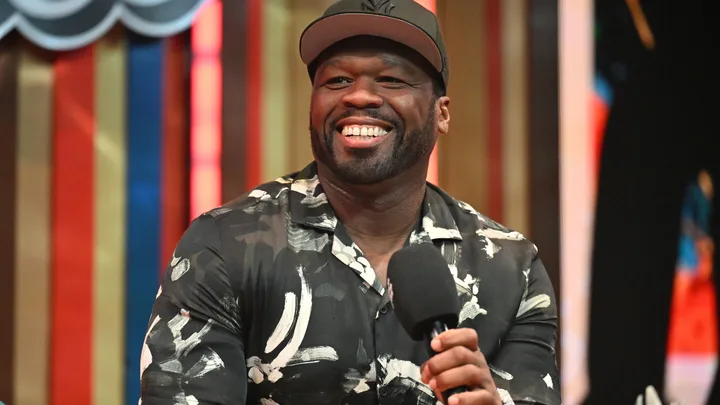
[361,0,395,14]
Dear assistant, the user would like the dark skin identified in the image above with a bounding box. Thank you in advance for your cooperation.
[308,37,501,405]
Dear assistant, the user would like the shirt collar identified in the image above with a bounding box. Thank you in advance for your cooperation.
[288,162,463,242]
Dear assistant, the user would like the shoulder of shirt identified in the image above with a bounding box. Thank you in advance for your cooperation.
[436,187,539,257]
[197,174,294,222]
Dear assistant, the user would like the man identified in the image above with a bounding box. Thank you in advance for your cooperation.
[139,1,560,404]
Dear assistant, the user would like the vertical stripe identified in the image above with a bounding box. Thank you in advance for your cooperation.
[161,34,190,274]
[262,0,289,182]
[191,0,223,218]
[15,40,53,405]
[485,0,503,222]
[500,0,529,234]
[221,0,247,200]
[51,45,95,405]
[95,28,127,405]
[416,0,438,185]
[435,0,489,213]
[0,32,19,404]
[246,0,263,188]
[125,36,163,405]
[286,0,332,173]
[527,0,560,298]
[558,0,592,401]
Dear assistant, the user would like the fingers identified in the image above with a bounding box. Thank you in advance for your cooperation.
[443,389,501,405]
[430,328,479,353]
[422,345,486,382]
[421,328,499,404]
[427,364,486,393]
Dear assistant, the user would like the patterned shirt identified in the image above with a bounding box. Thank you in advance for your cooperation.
[139,162,561,405]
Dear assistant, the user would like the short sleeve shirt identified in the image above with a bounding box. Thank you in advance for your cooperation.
[140,162,561,405]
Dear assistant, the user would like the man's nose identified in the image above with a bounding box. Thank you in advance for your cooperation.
[340,79,383,109]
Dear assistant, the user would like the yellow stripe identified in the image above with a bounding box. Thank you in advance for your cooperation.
[500,0,529,234]
[261,0,290,181]
[286,1,331,173]
[14,40,53,405]
[94,28,127,405]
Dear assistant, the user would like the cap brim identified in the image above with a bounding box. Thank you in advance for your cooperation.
[299,13,443,73]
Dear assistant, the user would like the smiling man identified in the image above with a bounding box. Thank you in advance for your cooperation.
[139,1,561,404]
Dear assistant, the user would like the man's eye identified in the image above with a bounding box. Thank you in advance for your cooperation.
[325,77,352,86]
[377,76,405,84]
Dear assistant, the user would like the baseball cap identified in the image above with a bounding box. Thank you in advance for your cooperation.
[299,0,449,91]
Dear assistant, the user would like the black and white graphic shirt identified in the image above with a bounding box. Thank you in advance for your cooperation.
[139,162,561,405]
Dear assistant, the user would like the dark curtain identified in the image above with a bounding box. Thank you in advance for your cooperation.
[584,0,719,403]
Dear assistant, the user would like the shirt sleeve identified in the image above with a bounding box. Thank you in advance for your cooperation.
[140,213,247,405]
[490,256,562,405]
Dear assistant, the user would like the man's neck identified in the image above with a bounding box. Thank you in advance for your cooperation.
[316,162,427,246]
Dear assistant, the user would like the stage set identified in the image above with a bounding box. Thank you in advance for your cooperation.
[0,1,715,405]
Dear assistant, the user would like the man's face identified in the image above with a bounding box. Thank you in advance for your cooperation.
[309,37,449,185]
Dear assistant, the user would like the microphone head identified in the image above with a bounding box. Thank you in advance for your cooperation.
[387,244,460,341]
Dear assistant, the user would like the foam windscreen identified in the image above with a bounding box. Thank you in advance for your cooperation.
[387,244,460,340]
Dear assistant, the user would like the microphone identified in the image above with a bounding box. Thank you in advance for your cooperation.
[387,244,469,403]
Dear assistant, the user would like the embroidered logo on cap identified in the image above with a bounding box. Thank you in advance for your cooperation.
[361,0,395,14]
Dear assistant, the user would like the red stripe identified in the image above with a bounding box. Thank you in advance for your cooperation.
[51,46,95,405]
[161,36,189,277]
[189,0,223,220]
[245,0,262,189]
[486,0,503,222]
[592,93,609,179]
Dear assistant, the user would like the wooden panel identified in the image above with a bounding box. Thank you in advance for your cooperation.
[0,31,19,405]
[245,0,262,188]
[485,0,504,221]
[262,0,290,182]
[15,39,53,405]
[501,0,530,234]
[527,0,561,366]
[95,27,127,405]
[221,0,248,198]
[436,0,489,213]
[161,34,190,270]
[286,0,337,173]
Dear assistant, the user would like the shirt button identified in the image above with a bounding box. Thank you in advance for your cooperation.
[378,385,389,396]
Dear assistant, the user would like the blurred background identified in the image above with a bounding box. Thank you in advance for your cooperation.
[0,0,716,404]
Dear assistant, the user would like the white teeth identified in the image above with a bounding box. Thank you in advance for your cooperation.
[341,125,389,137]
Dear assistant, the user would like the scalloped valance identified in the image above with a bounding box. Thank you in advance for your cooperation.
[0,0,207,51]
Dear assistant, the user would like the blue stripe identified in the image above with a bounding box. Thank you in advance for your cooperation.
[125,36,164,405]
[594,73,614,106]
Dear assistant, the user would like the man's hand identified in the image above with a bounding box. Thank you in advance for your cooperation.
[420,328,502,405]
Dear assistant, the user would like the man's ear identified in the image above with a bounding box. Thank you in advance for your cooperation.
[436,96,450,135]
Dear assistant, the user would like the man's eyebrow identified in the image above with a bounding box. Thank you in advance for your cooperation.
[377,55,409,69]
[322,54,420,74]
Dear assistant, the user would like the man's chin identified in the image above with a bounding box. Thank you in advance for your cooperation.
[329,161,394,185]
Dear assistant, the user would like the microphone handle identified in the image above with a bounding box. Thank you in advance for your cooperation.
[425,320,470,404]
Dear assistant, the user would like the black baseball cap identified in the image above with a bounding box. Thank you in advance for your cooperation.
[299,0,449,91]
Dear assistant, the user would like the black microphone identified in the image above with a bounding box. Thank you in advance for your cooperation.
[387,244,469,403]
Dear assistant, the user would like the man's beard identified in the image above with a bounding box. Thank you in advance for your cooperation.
[310,107,437,185]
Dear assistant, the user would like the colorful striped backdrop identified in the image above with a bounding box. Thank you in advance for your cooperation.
[0,1,534,404]
[0,28,189,405]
